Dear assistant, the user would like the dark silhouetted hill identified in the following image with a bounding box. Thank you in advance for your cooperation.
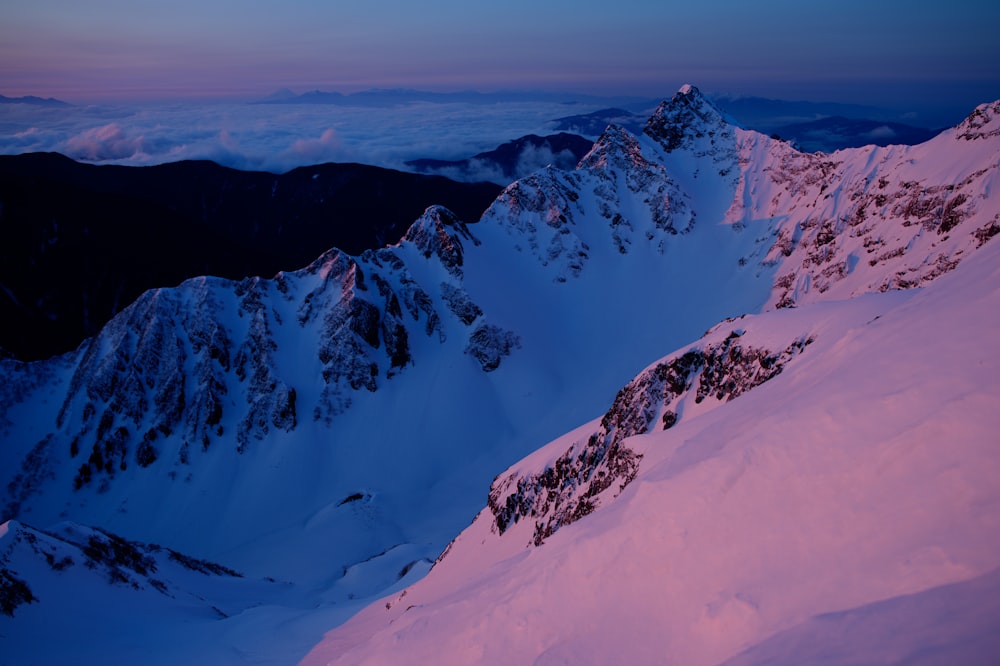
[0,152,501,360]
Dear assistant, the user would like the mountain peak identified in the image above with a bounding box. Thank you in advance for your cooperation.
[578,124,643,171]
[401,205,479,277]
[955,99,1000,141]
[643,85,733,152]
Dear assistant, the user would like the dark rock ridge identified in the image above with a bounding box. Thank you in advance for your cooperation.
[0,519,262,618]
[580,124,695,245]
[0,94,70,106]
[644,85,737,159]
[487,328,814,546]
[0,153,501,361]
[956,100,1000,141]
[2,206,517,515]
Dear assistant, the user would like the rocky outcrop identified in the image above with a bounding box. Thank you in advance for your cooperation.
[486,167,591,281]
[580,124,695,250]
[0,519,258,618]
[724,104,1000,310]
[644,84,739,181]
[956,100,1000,141]
[401,205,479,278]
[464,324,521,373]
[2,203,528,511]
[487,328,814,546]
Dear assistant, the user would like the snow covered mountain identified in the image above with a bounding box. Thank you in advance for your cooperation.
[307,230,1000,666]
[2,85,999,663]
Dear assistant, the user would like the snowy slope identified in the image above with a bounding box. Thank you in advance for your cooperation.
[0,519,306,664]
[2,85,999,663]
[303,212,1000,666]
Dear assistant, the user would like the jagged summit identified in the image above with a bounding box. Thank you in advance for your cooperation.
[955,99,1000,140]
[577,123,644,171]
[401,205,478,277]
[643,84,735,152]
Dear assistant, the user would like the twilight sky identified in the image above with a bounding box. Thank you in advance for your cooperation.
[2,0,998,107]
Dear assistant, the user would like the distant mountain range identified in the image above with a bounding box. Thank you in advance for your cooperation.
[765,115,940,152]
[405,133,595,183]
[551,100,944,153]
[0,153,501,361]
[0,94,70,107]
[712,94,897,126]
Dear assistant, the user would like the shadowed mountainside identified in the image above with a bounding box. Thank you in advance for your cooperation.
[0,153,502,360]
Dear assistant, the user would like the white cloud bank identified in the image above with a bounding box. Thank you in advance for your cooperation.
[0,98,638,176]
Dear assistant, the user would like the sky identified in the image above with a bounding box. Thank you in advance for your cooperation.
[2,0,999,107]
[2,0,999,175]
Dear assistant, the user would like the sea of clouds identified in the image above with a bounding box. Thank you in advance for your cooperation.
[0,97,642,182]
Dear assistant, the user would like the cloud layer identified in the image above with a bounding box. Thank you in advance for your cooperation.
[0,98,635,177]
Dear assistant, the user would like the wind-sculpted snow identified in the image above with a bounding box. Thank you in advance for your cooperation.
[487,326,813,546]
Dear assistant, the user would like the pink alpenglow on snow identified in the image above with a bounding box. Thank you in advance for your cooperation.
[2,86,999,664]
[303,201,1000,666]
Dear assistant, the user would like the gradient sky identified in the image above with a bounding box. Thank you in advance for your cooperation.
[2,0,998,107]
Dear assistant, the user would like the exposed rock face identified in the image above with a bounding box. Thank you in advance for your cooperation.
[725,104,1000,310]
[0,519,261,619]
[487,328,814,546]
[644,84,740,185]
[465,324,521,373]
[581,124,695,249]
[956,100,1000,141]
[401,205,478,278]
[478,121,697,282]
[2,205,515,516]
[486,167,592,281]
